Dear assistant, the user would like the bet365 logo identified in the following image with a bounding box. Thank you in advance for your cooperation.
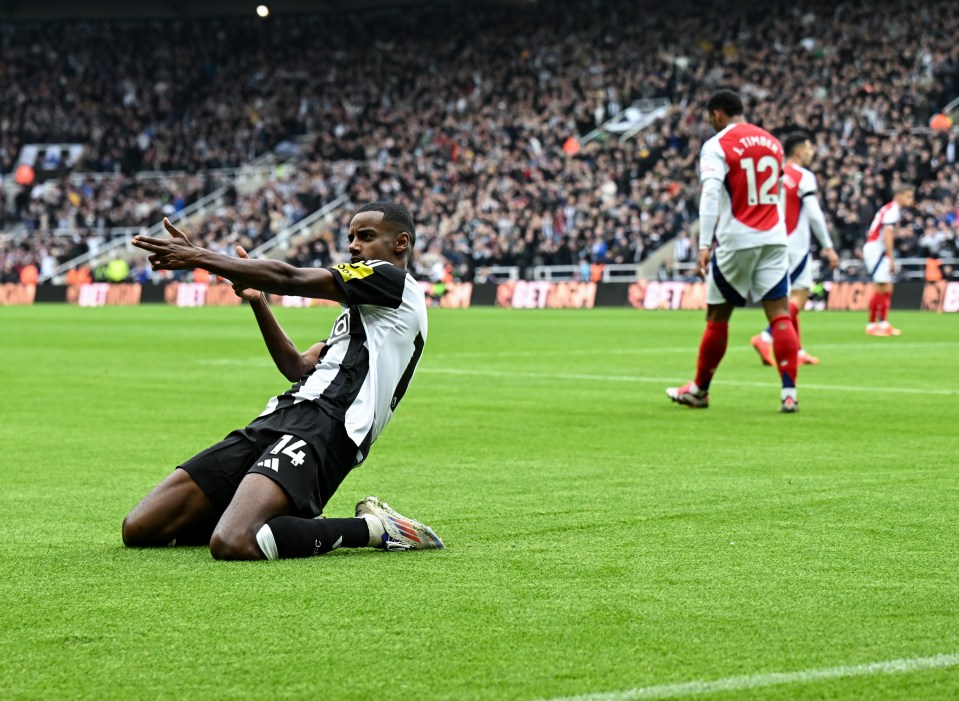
[333,263,374,282]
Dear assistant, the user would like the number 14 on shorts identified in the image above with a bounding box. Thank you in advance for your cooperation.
[271,434,307,467]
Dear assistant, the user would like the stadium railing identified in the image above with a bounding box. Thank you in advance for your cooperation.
[531,264,642,282]
[524,257,959,283]
[39,184,229,283]
[246,193,350,260]
[615,100,672,144]
[580,98,671,146]
[838,256,959,281]
[473,266,520,283]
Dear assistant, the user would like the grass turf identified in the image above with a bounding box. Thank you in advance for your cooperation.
[1,305,957,700]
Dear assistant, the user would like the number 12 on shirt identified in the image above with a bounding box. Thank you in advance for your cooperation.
[741,156,781,205]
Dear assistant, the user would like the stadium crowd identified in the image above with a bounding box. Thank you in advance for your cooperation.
[1,0,958,284]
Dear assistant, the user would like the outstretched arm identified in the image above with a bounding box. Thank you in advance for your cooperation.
[133,219,349,304]
[232,246,327,382]
[805,195,839,269]
[883,225,896,274]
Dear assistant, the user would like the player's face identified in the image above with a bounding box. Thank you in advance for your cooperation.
[798,140,814,167]
[897,190,915,208]
[706,109,722,132]
[347,211,408,264]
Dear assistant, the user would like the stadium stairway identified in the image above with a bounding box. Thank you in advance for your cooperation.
[39,135,335,283]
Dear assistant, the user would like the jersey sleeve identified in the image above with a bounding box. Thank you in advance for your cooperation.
[799,170,818,198]
[327,260,406,308]
[881,207,900,226]
[699,139,727,183]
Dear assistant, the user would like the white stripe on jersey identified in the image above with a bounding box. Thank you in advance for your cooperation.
[293,320,352,405]
[258,269,428,461]
[866,201,900,242]
[342,278,427,448]
[785,165,820,255]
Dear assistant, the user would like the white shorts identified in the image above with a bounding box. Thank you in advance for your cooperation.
[863,240,894,283]
[788,250,813,291]
[706,244,789,307]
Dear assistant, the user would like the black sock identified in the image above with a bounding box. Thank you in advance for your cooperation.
[265,516,370,558]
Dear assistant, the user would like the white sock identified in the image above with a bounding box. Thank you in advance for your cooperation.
[761,331,773,343]
[255,524,279,561]
[781,388,798,402]
[362,514,385,547]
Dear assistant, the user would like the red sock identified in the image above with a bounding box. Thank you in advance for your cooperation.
[879,292,891,322]
[788,301,801,347]
[868,293,880,323]
[694,320,728,391]
[770,314,798,388]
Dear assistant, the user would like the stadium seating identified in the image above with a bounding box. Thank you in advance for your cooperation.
[1,0,958,284]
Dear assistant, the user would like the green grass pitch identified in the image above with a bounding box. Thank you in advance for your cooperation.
[2,304,958,700]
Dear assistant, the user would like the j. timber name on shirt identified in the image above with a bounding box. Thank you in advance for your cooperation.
[730,135,781,156]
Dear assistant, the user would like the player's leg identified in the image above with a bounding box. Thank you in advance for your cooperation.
[864,243,895,335]
[205,445,378,560]
[249,412,443,559]
[752,249,805,366]
[208,417,427,560]
[667,247,745,408]
[790,287,818,364]
[121,468,219,547]
[762,294,799,412]
[877,282,900,335]
[207,426,331,560]
[208,473,298,560]
[256,496,446,559]
[755,245,799,412]
[122,428,264,547]
[697,301,734,388]
[750,327,774,365]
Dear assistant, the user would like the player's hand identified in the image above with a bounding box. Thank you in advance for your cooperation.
[133,218,201,271]
[824,248,840,270]
[888,257,896,274]
[695,248,711,281]
[231,246,262,302]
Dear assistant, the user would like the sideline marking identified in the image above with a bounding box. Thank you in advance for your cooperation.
[420,367,959,396]
[429,341,959,360]
[540,652,959,701]
[200,341,958,365]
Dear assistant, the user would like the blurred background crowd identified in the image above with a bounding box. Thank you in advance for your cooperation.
[2,0,958,285]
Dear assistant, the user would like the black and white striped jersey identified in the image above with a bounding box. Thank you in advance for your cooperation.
[257,259,427,464]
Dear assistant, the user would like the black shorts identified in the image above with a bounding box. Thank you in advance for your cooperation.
[179,402,358,517]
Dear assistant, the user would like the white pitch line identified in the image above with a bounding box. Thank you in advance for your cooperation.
[419,367,959,396]
[200,341,958,365]
[429,341,959,359]
[540,652,959,701]
[198,358,274,366]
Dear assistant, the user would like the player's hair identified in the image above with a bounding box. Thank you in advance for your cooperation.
[355,201,417,265]
[893,184,915,195]
[782,132,811,157]
[706,90,744,117]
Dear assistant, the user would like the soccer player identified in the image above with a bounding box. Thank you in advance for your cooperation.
[863,185,914,336]
[750,132,839,366]
[123,201,445,560]
[666,90,800,413]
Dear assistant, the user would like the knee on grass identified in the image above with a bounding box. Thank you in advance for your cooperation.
[209,528,263,561]
[121,513,167,548]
